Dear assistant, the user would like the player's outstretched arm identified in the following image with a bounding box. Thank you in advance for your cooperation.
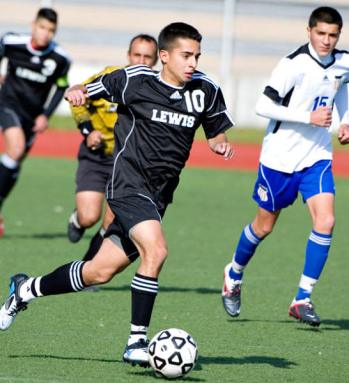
[207,133,234,160]
[64,84,88,107]
[338,123,349,144]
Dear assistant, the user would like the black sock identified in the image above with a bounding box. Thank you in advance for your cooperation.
[82,230,104,261]
[40,261,86,296]
[131,273,158,326]
[0,162,20,203]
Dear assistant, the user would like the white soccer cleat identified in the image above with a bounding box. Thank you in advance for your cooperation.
[123,339,150,367]
[0,274,29,330]
[222,263,242,318]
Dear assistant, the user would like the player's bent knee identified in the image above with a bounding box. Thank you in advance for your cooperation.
[142,244,168,268]
[256,224,274,238]
[154,243,168,263]
[78,210,101,228]
[7,146,25,161]
[315,215,335,233]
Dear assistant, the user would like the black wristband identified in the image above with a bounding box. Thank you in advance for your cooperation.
[78,121,94,137]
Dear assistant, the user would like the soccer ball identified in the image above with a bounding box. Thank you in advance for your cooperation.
[148,328,198,379]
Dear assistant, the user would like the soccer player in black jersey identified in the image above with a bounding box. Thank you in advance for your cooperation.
[67,35,158,266]
[0,8,70,237]
[0,22,234,366]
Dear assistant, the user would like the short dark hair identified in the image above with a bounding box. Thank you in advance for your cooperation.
[158,22,202,51]
[308,6,343,31]
[128,34,158,54]
[36,8,58,24]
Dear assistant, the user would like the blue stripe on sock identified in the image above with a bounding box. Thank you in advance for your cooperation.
[304,230,331,279]
[229,225,262,280]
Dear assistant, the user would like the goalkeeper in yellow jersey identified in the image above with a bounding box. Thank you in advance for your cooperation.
[67,34,158,262]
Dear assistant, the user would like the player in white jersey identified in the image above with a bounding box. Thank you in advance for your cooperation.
[222,6,349,327]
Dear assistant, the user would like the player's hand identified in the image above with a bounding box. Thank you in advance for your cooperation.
[337,123,349,145]
[33,114,49,133]
[64,84,88,106]
[310,106,332,127]
[86,130,104,150]
[213,142,234,160]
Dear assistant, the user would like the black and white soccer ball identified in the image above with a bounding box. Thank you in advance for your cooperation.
[148,328,198,379]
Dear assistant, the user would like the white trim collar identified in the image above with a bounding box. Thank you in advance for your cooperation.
[157,72,185,90]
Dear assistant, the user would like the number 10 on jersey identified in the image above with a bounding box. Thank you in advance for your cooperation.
[184,90,205,113]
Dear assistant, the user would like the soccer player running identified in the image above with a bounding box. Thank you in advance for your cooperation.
[0,23,234,366]
[0,8,71,237]
[67,34,158,264]
[222,6,349,327]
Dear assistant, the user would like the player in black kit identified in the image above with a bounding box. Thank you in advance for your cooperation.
[0,8,70,236]
[0,23,233,366]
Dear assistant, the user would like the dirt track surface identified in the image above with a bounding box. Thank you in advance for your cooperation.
[1,130,349,178]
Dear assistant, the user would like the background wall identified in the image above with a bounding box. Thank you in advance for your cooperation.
[1,0,349,127]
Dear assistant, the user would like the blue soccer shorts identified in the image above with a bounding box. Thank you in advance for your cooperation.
[252,160,335,212]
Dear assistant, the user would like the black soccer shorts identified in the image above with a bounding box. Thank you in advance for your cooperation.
[107,194,164,234]
[105,194,166,262]
[0,106,35,149]
[76,158,113,193]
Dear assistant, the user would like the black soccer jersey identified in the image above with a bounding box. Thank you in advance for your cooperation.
[86,65,234,203]
[0,33,70,121]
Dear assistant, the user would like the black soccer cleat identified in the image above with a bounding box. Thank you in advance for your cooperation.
[67,211,85,243]
[289,298,321,327]
[123,339,150,367]
[0,274,29,330]
[222,263,242,317]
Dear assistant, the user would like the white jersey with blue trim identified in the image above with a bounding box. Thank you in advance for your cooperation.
[257,43,349,173]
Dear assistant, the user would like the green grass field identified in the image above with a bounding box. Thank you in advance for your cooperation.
[1,157,349,382]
